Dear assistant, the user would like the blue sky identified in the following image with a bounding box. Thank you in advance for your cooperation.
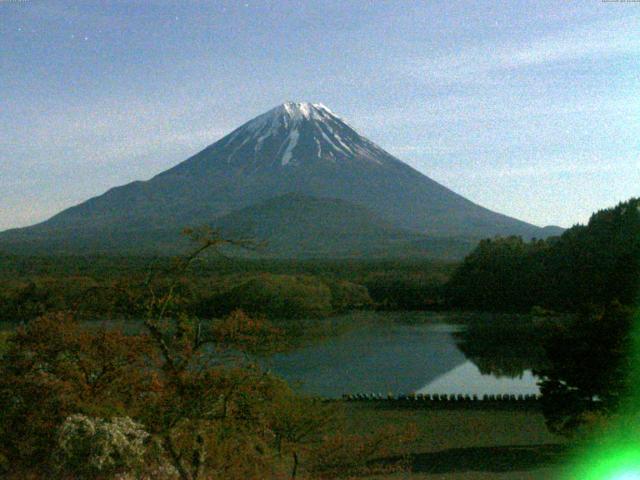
[1,0,638,231]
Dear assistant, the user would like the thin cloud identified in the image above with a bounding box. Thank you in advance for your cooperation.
[430,158,640,180]
[406,16,640,84]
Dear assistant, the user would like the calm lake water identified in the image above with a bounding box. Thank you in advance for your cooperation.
[1,311,543,399]
[264,313,541,398]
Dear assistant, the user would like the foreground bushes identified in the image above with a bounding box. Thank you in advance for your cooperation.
[0,313,152,471]
[0,314,283,478]
[0,311,410,479]
[56,415,150,478]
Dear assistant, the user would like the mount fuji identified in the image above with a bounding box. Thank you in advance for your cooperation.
[0,102,561,257]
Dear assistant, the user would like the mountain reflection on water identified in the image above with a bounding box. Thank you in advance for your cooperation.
[265,313,546,398]
[417,362,539,396]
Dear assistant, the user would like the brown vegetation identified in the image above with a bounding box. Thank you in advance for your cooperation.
[0,235,416,479]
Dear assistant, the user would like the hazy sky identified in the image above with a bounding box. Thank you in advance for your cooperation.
[1,0,639,231]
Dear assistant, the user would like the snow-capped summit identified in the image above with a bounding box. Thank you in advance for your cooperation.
[248,101,332,129]
[188,101,392,169]
[280,101,335,120]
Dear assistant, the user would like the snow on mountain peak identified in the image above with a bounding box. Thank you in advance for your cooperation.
[281,101,335,120]
[277,101,336,123]
[218,101,387,169]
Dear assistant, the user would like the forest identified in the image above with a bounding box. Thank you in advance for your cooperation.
[0,256,453,325]
[0,198,638,478]
[447,198,640,436]
[446,198,640,312]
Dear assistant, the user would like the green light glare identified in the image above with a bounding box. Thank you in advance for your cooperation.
[561,310,640,479]
[565,445,640,480]
[612,473,640,480]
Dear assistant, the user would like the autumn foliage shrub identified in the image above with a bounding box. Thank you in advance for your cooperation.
[0,236,417,479]
[55,415,150,477]
[0,312,152,474]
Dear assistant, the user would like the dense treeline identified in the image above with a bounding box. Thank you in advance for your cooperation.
[535,302,635,435]
[446,198,640,312]
[0,258,455,324]
[196,274,372,319]
[0,255,455,281]
[0,274,372,324]
[447,198,640,435]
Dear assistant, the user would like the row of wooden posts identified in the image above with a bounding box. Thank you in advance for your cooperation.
[342,393,542,402]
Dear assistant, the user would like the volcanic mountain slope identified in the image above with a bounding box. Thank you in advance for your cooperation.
[214,193,415,255]
[211,193,466,258]
[0,102,560,256]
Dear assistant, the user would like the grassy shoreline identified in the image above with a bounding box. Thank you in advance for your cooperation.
[341,403,566,479]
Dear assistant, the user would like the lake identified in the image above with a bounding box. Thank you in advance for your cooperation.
[264,312,542,398]
[1,311,545,399]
